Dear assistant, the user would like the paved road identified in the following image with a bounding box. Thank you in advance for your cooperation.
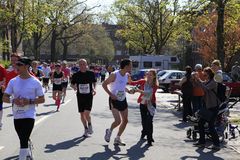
[0,84,239,160]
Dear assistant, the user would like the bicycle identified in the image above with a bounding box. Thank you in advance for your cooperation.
[26,139,34,160]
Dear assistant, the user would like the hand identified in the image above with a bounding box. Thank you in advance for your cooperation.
[128,89,135,94]
[92,89,96,96]
[110,93,117,100]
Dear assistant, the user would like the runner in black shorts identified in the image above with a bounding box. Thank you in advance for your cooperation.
[71,59,96,137]
[51,63,64,111]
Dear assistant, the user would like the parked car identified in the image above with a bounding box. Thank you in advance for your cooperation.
[222,72,240,97]
[158,70,185,92]
[131,69,161,81]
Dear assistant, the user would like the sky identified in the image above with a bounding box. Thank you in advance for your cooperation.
[85,0,115,12]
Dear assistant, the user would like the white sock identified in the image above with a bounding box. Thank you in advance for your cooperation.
[19,148,29,160]
[0,110,3,125]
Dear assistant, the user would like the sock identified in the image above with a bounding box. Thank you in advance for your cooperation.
[88,122,92,126]
[19,148,29,160]
[84,126,88,130]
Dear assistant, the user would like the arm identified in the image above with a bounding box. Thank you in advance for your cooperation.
[102,73,117,100]
[70,73,77,91]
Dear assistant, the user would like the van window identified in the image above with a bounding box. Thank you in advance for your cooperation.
[170,57,177,62]
[155,62,162,67]
[143,61,152,68]
[132,61,139,68]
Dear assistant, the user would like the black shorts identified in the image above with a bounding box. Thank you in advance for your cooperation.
[53,84,62,91]
[109,97,128,111]
[62,81,68,88]
[0,89,3,110]
[42,78,50,84]
[77,94,93,112]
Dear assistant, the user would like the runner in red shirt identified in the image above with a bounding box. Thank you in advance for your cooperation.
[61,61,71,103]
[5,53,20,87]
[0,64,7,130]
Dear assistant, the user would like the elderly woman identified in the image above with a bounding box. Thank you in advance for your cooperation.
[193,67,220,150]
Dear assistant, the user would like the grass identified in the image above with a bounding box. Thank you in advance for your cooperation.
[229,117,240,125]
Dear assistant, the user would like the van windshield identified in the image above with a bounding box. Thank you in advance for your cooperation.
[157,71,166,77]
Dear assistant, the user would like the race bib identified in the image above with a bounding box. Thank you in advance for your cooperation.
[79,84,90,94]
[13,105,30,115]
[54,78,62,85]
[116,90,125,101]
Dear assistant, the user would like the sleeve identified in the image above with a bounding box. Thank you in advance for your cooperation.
[129,79,145,86]
[4,79,14,95]
[71,73,77,85]
[35,81,44,97]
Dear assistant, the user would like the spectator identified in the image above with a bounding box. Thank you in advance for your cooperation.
[231,61,240,82]
[211,59,223,83]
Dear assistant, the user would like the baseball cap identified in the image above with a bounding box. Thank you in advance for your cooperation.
[16,57,32,66]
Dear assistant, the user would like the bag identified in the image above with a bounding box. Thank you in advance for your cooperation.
[198,107,214,122]
[214,83,226,102]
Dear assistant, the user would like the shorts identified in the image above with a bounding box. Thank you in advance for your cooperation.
[109,97,128,111]
[62,81,68,88]
[77,94,93,112]
[53,84,62,91]
[42,78,50,85]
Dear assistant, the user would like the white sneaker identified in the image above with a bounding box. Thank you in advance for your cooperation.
[88,125,93,134]
[114,137,126,146]
[83,129,89,137]
[104,129,112,142]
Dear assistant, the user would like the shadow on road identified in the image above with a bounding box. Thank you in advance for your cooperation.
[180,147,224,160]
[79,145,122,160]
[126,139,149,160]
[36,110,57,117]
[3,155,18,160]
[44,136,86,153]
[43,103,56,107]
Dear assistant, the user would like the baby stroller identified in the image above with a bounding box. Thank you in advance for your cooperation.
[186,101,229,143]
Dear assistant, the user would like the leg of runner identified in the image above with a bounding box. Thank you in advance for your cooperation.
[84,110,93,134]
[56,91,62,111]
[114,108,128,146]
[0,89,3,129]
[53,91,57,104]
[62,86,67,103]
[80,112,88,137]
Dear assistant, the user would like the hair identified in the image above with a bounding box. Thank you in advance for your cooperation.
[120,59,131,69]
[195,64,202,70]
[203,67,215,80]
[148,69,159,87]
[212,59,221,68]
[10,53,20,59]
[185,66,192,78]
[79,58,87,64]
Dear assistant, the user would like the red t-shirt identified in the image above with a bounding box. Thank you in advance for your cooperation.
[129,79,158,104]
[0,64,7,81]
[5,67,18,86]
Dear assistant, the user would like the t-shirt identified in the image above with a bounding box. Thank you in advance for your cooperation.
[62,67,70,82]
[5,66,18,86]
[4,76,44,119]
[71,70,96,96]
[42,67,51,78]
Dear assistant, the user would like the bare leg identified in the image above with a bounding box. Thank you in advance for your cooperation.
[117,108,128,137]
[110,107,121,131]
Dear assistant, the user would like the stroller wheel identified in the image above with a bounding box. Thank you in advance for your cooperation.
[187,128,192,139]
[192,131,197,141]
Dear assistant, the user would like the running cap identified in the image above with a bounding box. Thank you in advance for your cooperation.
[16,57,32,66]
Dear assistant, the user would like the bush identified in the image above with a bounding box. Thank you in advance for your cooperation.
[0,60,11,68]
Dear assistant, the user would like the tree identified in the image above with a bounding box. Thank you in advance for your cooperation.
[112,0,182,55]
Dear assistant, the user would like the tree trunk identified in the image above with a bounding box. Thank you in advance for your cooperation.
[216,1,225,70]
[33,32,40,60]
[62,39,68,60]
[10,22,18,53]
[51,29,57,62]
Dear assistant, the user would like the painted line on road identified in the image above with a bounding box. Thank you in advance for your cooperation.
[35,99,72,126]
[0,146,4,151]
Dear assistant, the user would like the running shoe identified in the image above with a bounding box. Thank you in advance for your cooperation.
[0,123,2,130]
[88,125,93,134]
[83,129,89,137]
[114,137,126,146]
[104,129,112,142]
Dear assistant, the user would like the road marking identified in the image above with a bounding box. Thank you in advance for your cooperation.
[35,99,72,126]
[0,146,4,151]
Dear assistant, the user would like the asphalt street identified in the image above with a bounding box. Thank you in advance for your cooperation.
[0,84,239,160]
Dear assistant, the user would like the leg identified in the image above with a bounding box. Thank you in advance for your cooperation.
[182,96,187,121]
[110,107,121,131]
[140,104,147,139]
[208,113,220,147]
[198,118,206,144]
[117,108,128,137]
[146,113,154,145]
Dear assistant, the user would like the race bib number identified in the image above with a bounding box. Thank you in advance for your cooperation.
[13,105,30,114]
[54,78,62,85]
[116,90,125,101]
[79,84,90,94]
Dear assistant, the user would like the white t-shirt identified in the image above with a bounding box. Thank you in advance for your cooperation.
[5,76,44,119]
[42,67,51,78]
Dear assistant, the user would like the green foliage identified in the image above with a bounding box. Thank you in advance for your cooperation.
[0,60,11,68]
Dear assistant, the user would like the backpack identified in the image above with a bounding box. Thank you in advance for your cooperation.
[181,78,193,96]
[214,83,227,102]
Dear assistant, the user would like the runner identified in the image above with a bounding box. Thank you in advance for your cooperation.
[31,61,44,81]
[102,59,133,146]
[2,57,45,160]
[5,53,20,86]
[42,62,51,92]
[0,64,6,130]
[71,59,97,137]
[61,61,71,103]
[51,63,64,111]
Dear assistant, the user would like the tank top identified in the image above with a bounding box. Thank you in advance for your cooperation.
[110,70,128,101]
[53,71,63,85]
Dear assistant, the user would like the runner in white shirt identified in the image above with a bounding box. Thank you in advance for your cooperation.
[42,62,51,92]
[3,57,45,160]
[102,59,133,146]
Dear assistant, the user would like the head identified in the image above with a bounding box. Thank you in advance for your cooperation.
[31,61,38,69]
[10,53,20,68]
[62,61,67,68]
[55,63,61,71]
[16,57,32,75]
[146,69,158,87]
[43,62,48,67]
[211,59,221,72]
[78,59,88,72]
[185,66,192,77]
[195,64,202,72]
[203,67,215,80]
[120,59,132,73]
